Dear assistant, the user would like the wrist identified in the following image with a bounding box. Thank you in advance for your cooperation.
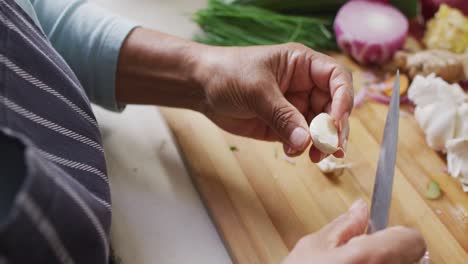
[116,28,207,111]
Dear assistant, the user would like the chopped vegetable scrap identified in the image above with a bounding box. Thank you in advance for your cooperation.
[334,0,408,64]
[395,49,468,83]
[425,180,442,199]
[382,73,409,96]
[408,74,468,191]
[280,154,296,165]
[230,146,239,151]
[423,4,468,54]
[354,73,410,108]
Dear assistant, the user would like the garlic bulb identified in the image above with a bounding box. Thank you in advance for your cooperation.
[454,102,468,138]
[408,74,468,191]
[413,102,457,151]
[446,138,468,191]
[309,113,339,154]
[316,155,352,173]
[408,74,466,107]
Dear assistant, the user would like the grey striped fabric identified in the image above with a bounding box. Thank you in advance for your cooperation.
[0,0,111,263]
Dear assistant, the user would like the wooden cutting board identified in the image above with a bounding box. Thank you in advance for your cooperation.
[160,54,468,264]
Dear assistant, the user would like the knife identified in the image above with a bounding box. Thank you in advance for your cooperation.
[367,70,400,234]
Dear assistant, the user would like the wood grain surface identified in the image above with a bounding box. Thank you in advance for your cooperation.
[160,54,468,264]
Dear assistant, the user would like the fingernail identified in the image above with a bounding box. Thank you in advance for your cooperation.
[349,199,366,213]
[343,139,348,151]
[333,148,345,158]
[289,127,309,149]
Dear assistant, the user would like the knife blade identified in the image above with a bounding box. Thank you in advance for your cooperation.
[367,70,400,234]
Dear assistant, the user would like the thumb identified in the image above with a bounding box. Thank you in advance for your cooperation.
[255,89,310,153]
[317,199,369,249]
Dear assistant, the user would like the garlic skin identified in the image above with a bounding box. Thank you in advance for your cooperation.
[408,74,468,191]
[309,113,339,154]
[316,155,352,173]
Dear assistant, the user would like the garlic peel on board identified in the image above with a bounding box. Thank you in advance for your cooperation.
[317,155,352,174]
[408,74,468,191]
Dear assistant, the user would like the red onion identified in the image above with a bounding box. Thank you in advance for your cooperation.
[354,86,369,108]
[459,80,468,91]
[334,0,409,64]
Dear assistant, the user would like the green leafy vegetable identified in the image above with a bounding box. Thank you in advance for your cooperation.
[425,180,441,200]
[390,0,419,18]
[194,0,338,51]
[230,146,239,151]
[229,0,347,14]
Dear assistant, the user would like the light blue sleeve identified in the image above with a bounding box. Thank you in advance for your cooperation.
[30,0,139,111]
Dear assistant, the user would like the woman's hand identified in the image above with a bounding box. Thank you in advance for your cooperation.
[117,29,353,162]
[283,200,426,264]
[194,43,353,162]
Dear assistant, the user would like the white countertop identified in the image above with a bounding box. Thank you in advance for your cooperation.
[90,1,231,263]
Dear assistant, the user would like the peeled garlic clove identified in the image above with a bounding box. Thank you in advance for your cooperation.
[309,113,339,154]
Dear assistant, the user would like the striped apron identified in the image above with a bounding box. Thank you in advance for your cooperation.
[0,0,111,263]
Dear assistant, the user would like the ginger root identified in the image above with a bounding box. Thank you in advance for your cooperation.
[395,49,468,83]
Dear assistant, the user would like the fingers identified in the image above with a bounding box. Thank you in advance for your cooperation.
[309,145,323,163]
[309,54,353,115]
[255,86,311,154]
[336,226,426,264]
[317,199,369,248]
[296,199,369,252]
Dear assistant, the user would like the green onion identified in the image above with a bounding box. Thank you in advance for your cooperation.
[193,0,338,51]
[425,180,441,200]
[229,0,347,15]
[390,0,419,18]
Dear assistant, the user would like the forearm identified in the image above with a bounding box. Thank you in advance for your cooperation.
[31,0,138,110]
[116,28,206,111]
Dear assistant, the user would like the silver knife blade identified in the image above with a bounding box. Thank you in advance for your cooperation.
[367,70,400,234]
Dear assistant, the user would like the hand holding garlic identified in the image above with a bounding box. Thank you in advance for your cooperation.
[195,43,353,163]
